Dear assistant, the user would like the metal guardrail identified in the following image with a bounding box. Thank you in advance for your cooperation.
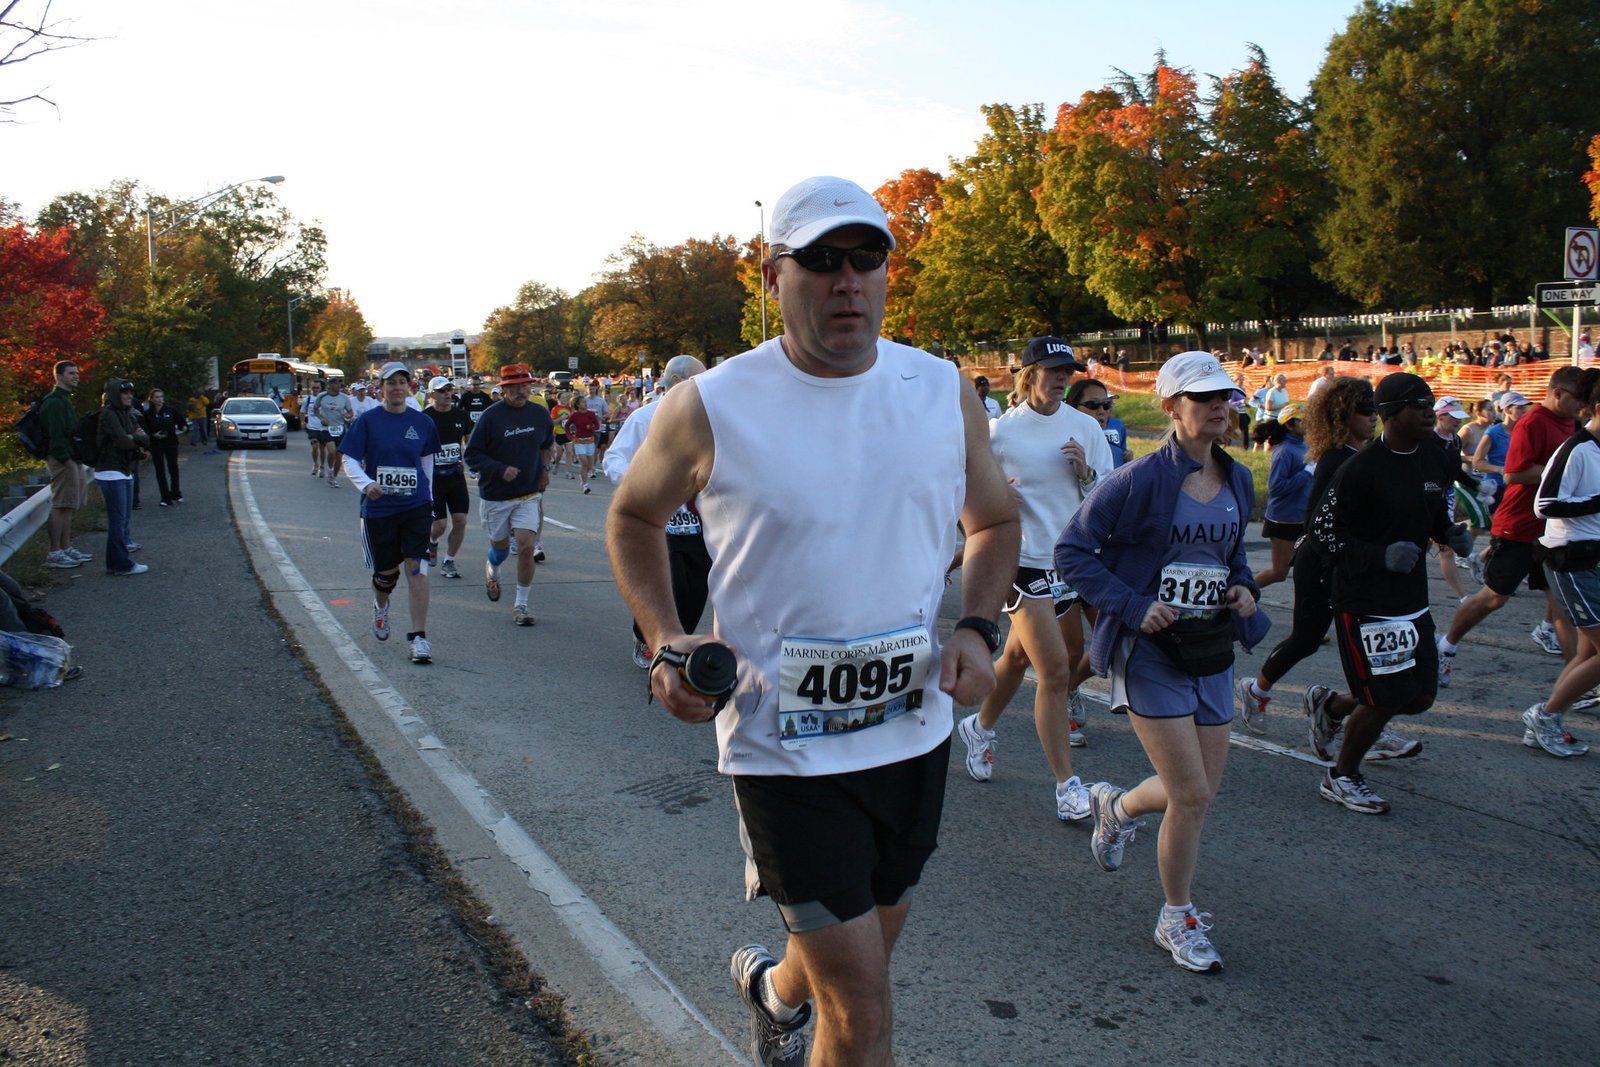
[0,483,51,567]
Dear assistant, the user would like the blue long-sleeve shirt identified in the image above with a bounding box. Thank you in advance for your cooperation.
[1054,436,1271,677]
[1265,433,1313,523]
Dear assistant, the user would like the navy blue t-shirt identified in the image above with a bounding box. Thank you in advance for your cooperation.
[339,406,441,518]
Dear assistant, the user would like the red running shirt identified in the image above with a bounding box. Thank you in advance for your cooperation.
[1494,403,1576,542]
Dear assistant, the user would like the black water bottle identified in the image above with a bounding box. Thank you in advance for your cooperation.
[680,642,738,712]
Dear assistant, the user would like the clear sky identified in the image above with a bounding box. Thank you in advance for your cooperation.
[2,0,1360,338]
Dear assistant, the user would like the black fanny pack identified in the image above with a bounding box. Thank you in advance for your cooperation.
[1146,610,1235,676]
[1545,540,1600,573]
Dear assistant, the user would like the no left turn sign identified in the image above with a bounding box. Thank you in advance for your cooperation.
[1567,227,1599,281]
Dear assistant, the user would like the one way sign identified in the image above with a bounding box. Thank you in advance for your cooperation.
[1535,282,1600,309]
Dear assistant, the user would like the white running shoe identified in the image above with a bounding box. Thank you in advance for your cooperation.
[1088,783,1141,871]
[65,547,93,562]
[633,640,652,670]
[1521,704,1589,758]
[534,542,546,563]
[44,550,81,569]
[1531,622,1562,656]
[1055,775,1091,821]
[512,605,535,627]
[1365,725,1422,760]
[1305,684,1343,761]
[1436,638,1454,688]
[1319,770,1389,814]
[1154,906,1223,973]
[409,635,432,663]
[956,713,996,782]
[1236,677,1270,736]
[373,600,390,641]
[1569,689,1600,713]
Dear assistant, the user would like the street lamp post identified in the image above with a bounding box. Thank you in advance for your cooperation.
[146,175,285,266]
[755,200,767,343]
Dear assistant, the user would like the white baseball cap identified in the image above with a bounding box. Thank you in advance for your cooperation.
[378,361,410,382]
[768,176,895,251]
[1155,351,1245,400]
[1432,395,1468,418]
[429,376,453,393]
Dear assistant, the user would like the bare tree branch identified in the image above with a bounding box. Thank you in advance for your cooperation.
[0,0,99,122]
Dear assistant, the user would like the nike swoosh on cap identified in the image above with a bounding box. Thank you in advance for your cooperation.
[833,199,853,207]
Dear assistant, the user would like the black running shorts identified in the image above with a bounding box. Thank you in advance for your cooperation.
[733,739,950,933]
[1003,566,1080,618]
[1333,610,1437,711]
[1483,536,1548,596]
[361,504,434,573]
[1262,518,1304,542]
[431,470,470,519]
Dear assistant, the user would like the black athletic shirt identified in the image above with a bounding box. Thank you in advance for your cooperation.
[1311,438,1457,616]
[422,405,475,475]
[459,390,493,424]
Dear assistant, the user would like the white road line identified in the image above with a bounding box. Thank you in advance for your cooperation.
[1037,672,1330,765]
[234,456,744,1065]
[544,517,580,532]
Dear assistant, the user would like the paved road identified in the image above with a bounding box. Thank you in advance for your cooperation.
[229,433,1600,1066]
[0,447,571,1065]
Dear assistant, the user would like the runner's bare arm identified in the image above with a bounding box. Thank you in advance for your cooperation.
[942,382,1021,705]
[606,382,719,722]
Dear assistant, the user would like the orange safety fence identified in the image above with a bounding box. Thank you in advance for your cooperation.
[968,359,1582,403]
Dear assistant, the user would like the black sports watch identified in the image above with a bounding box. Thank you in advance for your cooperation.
[954,616,1002,654]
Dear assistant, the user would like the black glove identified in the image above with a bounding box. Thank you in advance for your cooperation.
[1446,523,1474,558]
[1384,541,1422,573]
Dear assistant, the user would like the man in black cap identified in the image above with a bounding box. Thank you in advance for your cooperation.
[973,375,1001,420]
[1305,373,1473,814]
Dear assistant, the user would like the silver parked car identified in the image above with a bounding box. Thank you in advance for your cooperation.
[215,397,289,449]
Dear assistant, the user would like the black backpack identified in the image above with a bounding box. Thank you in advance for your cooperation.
[14,395,49,460]
[72,410,102,467]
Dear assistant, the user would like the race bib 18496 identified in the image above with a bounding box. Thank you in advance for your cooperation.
[1358,619,1418,674]
[777,624,931,750]
[376,465,418,496]
[1157,563,1229,619]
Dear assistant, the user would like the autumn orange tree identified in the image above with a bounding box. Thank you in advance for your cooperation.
[588,234,744,369]
[875,168,943,341]
[913,104,1107,347]
[1038,50,1320,347]
[307,290,376,380]
[1588,135,1600,224]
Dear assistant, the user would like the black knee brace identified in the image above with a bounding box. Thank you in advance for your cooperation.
[373,570,399,594]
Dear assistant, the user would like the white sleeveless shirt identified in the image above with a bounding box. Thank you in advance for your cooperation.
[695,337,966,776]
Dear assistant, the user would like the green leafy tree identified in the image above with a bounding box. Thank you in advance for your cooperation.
[482,280,584,372]
[589,234,744,367]
[913,103,1107,347]
[1311,0,1600,308]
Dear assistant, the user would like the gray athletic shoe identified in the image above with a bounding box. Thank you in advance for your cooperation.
[1088,782,1142,872]
[956,713,996,782]
[512,605,535,627]
[439,559,461,579]
[1068,688,1087,747]
[408,635,431,664]
[1531,622,1563,656]
[1521,704,1589,758]
[1365,724,1422,760]
[1305,684,1342,761]
[730,945,810,1067]
[1154,906,1223,973]
[633,640,652,670]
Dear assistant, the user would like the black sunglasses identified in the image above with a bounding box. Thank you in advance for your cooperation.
[776,244,890,273]
[1381,399,1433,413]
[1078,399,1115,411]
[1353,403,1377,415]
[1182,389,1234,404]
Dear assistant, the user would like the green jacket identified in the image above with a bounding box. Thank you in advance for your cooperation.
[39,386,76,463]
